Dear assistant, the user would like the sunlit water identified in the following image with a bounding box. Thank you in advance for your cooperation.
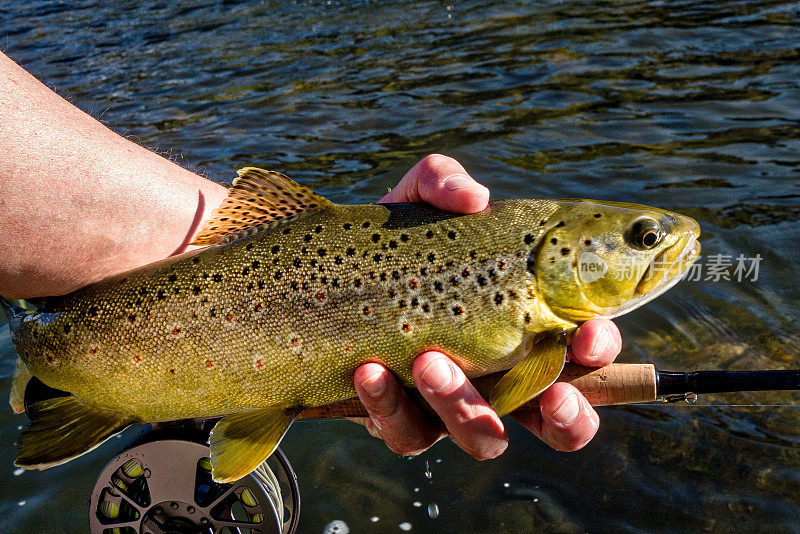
[2,0,800,532]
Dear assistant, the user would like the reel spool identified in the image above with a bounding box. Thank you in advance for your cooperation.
[88,429,300,534]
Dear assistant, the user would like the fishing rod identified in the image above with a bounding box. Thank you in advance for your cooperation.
[298,362,800,418]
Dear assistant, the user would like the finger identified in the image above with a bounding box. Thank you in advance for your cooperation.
[379,154,490,213]
[568,318,621,367]
[354,362,444,455]
[512,382,599,452]
[413,352,507,460]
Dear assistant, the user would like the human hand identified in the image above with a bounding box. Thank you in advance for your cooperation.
[352,154,623,458]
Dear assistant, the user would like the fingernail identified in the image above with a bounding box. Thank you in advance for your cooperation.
[420,357,453,392]
[444,174,476,191]
[552,393,580,426]
[589,326,612,360]
[360,372,386,397]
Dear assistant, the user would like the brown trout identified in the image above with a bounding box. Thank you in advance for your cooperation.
[8,168,700,482]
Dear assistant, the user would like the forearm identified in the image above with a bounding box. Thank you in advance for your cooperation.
[0,52,227,299]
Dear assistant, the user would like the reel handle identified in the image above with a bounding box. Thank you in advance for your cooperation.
[298,362,658,419]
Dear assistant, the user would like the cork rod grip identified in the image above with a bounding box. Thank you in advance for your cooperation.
[297,362,657,419]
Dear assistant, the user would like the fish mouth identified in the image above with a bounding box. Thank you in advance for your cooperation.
[604,234,700,319]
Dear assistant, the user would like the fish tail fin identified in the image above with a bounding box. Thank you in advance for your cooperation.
[0,296,32,334]
[15,396,134,470]
[209,406,299,483]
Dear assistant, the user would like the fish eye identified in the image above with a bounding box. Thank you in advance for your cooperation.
[627,218,663,250]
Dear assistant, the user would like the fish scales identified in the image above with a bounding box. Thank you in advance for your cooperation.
[9,167,700,481]
[16,200,559,420]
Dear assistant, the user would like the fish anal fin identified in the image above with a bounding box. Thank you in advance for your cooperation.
[15,396,134,470]
[209,406,299,483]
[490,331,567,417]
[191,167,332,246]
[10,357,32,414]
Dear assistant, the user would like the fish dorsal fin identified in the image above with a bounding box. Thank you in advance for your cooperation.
[191,167,332,246]
[490,331,567,417]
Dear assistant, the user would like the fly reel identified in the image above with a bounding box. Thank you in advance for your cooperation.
[87,423,300,534]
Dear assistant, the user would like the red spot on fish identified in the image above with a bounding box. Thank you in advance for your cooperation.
[362,305,371,316]
[345,343,353,352]
[256,359,264,370]
[46,354,54,364]
[128,314,137,323]
[290,337,301,347]
[254,303,263,312]
[498,259,507,270]
[133,354,143,363]
[401,323,412,333]
[226,312,234,322]
[408,279,419,290]
[206,359,214,368]
[90,347,98,355]
[172,327,182,335]
[315,291,326,301]
[169,368,177,374]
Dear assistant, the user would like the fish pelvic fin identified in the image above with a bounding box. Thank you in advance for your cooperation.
[490,331,567,417]
[209,406,299,483]
[191,167,333,246]
[15,396,134,470]
[9,357,32,414]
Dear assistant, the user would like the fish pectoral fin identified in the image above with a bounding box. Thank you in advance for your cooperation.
[15,396,134,470]
[490,331,567,417]
[9,357,32,414]
[191,167,333,246]
[209,407,299,483]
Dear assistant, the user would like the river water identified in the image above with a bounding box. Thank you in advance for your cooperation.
[2,0,800,532]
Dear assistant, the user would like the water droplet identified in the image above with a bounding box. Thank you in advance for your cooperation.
[413,501,422,507]
[17,500,26,506]
[399,522,412,531]
[533,498,539,503]
[686,393,698,404]
[323,519,349,534]
[435,458,442,463]
[428,503,439,519]
[503,482,510,488]
[413,487,419,493]
[424,460,432,479]
[13,468,24,476]
[371,517,380,523]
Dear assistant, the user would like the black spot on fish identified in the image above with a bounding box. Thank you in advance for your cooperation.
[401,323,412,333]
[427,253,436,262]
[373,253,382,263]
[246,243,254,251]
[282,228,291,235]
[488,268,497,279]
[192,257,200,264]
[494,293,504,305]
[315,225,323,233]
[304,234,313,242]
[310,259,318,267]
[290,281,299,290]
[192,285,202,295]
[301,281,310,291]
[318,248,328,257]
[346,247,356,256]
[274,271,283,280]
[594,213,602,218]
[293,258,302,268]
[524,234,535,245]
[426,230,434,238]
[332,278,340,288]
[63,323,71,334]
[389,240,398,249]
[258,281,266,290]
[252,260,260,269]
[450,276,459,286]
[477,275,487,287]
[551,238,558,245]
[354,278,362,288]
[309,273,317,281]
[524,312,532,324]
[422,303,430,313]
[420,267,428,276]
[556,221,565,227]
[372,233,381,243]
[447,231,456,240]
[585,239,592,246]
[508,290,518,299]
[344,223,352,230]
[271,245,280,254]
[380,272,387,281]
[334,255,343,264]
[156,290,166,300]
[362,221,370,228]
[470,251,477,260]
[362,305,371,316]
[392,270,400,280]
[400,233,410,242]
[389,288,397,298]
[434,281,444,292]
[411,297,419,307]
[272,258,280,265]
[398,299,407,308]
[138,287,148,296]
[210,308,217,317]
[242,267,250,276]
[301,247,309,255]
[561,247,571,256]
[462,268,470,278]
[452,305,464,316]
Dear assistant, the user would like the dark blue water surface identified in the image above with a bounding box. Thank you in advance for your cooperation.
[3,0,800,532]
